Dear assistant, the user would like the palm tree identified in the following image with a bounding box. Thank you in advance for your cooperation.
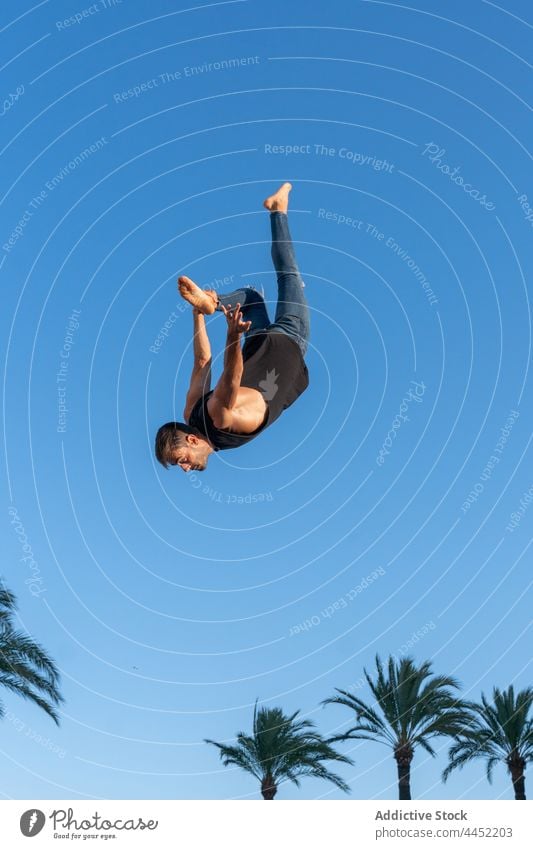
[324,655,468,799]
[0,586,63,723]
[205,702,353,799]
[443,686,533,800]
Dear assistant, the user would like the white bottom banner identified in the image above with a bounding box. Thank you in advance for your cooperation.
[1,800,531,848]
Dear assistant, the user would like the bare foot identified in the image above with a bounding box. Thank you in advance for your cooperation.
[177,277,218,314]
[263,182,292,213]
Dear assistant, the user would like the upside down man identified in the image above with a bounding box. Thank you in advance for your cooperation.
[155,183,310,473]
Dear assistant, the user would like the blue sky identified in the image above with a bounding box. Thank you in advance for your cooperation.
[1,0,532,800]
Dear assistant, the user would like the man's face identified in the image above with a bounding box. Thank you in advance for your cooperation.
[169,435,208,472]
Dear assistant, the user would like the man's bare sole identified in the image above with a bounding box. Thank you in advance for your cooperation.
[178,277,218,314]
[263,182,292,213]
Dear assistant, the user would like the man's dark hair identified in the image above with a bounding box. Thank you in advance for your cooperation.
[155,422,202,469]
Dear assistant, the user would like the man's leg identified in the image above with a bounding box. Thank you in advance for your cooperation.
[215,286,271,338]
[178,182,310,355]
[178,278,270,338]
[264,203,310,358]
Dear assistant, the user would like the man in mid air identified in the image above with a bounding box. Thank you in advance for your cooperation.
[155,182,310,472]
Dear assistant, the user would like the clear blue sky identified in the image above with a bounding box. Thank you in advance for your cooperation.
[1,0,532,800]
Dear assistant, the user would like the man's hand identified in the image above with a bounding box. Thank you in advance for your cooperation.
[220,303,252,337]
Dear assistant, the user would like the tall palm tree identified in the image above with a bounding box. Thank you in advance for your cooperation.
[324,655,468,799]
[205,702,353,799]
[0,586,63,723]
[443,686,533,800]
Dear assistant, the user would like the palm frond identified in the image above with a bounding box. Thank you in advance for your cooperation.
[325,654,470,770]
[0,587,63,725]
[0,675,61,724]
[442,685,533,788]
[206,703,353,796]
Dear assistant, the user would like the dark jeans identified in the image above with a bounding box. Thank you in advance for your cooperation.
[216,212,310,357]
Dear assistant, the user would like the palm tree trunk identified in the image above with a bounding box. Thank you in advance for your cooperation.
[510,765,526,800]
[261,774,277,800]
[394,749,413,800]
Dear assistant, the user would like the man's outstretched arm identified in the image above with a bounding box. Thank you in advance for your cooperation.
[183,310,212,421]
[209,304,250,429]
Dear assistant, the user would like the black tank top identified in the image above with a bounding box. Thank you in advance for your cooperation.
[188,331,309,451]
